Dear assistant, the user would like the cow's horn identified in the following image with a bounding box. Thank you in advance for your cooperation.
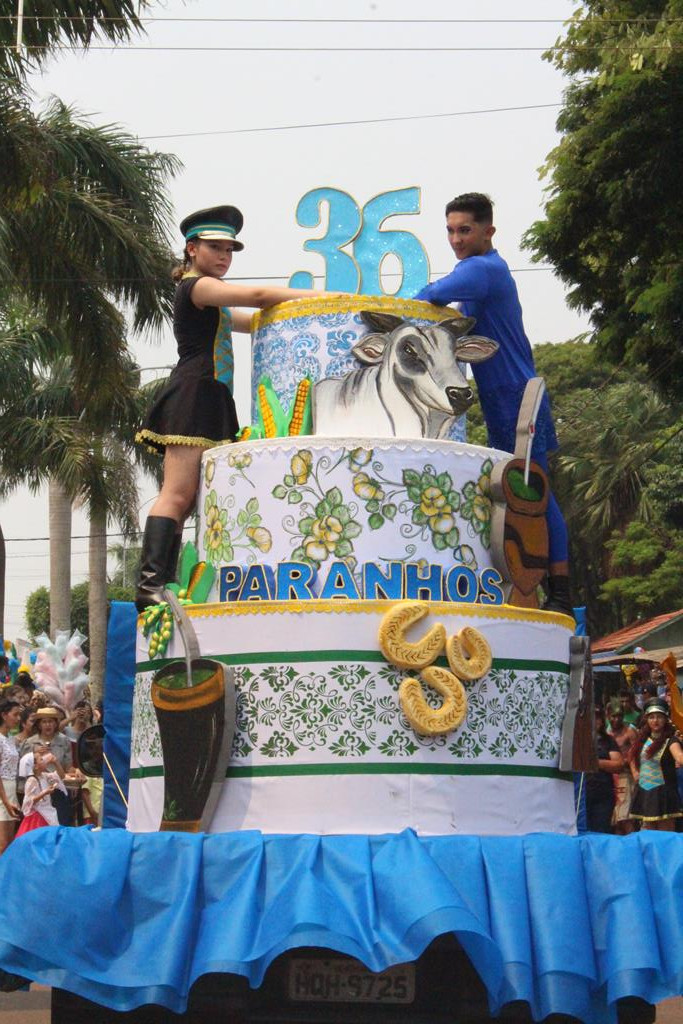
[437,317,477,339]
[360,311,405,334]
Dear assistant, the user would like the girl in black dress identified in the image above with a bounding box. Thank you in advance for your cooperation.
[135,205,324,611]
[629,698,683,831]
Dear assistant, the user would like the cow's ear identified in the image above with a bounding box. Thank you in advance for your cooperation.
[352,332,387,365]
[454,335,499,364]
[437,317,477,340]
[360,311,405,334]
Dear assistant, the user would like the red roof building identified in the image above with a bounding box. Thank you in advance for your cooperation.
[591,608,683,656]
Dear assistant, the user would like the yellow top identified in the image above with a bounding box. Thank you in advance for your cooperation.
[251,294,458,332]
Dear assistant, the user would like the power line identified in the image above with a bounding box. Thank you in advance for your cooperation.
[2,15,680,23]
[4,525,194,544]
[8,44,681,52]
[140,102,561,141]
[0,268,555,285]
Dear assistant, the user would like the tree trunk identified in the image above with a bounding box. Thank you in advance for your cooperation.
[48,479,72,638]
[88,507,108,703]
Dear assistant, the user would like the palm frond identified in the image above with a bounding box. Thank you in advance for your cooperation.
[0,2,154,80]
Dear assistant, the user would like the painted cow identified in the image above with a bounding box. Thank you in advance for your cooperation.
[312,310,498,439]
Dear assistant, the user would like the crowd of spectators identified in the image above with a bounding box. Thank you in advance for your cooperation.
[0,670,103,853]
[584,673,683,834]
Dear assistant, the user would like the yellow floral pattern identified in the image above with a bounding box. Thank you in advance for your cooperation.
[202,490,272,566]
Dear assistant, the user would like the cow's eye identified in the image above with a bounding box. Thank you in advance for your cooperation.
[400,340,426,371]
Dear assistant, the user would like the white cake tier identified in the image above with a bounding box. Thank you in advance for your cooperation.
[129,600,575,837]
[198,437,509,603]
[250,294,467,441]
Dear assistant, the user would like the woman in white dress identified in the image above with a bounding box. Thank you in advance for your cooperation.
[0,699,21,853]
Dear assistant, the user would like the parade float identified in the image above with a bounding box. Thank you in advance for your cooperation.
[0,196,681,1024]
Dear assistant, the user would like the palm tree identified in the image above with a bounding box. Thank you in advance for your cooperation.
[556,382,671,537]
[0,85,178,394]
[0,310,67,641]
[0,339,164,696]
[0,88,176,645]
[48,480,72,637]
[0,1,153,81]
[553,379,676,632]
[81,437,143,698]
[0,6,175,649]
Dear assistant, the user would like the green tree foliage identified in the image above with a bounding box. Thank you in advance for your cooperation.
[25,581,134,645]
[0,86,178,392]
[468,337,631,447]
[643,435,683,530]
[523,2,683,397]
[497,337,683,635]
[0,332,165,689]
[0,7,175,643]
[601,522,683,622]
[108,540,143,589]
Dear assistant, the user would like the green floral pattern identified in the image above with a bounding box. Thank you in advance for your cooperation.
[131,659,568,769]
[198,442,500,587]
[273,453,363,570]
[203,491,272,566]
[131,673,162,761]
[271,447,494,570]
[460,460,494,549]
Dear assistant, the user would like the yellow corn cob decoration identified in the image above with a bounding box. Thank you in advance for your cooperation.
[288,378,311,435]
[258,383,277,438]
[187,561,208,599]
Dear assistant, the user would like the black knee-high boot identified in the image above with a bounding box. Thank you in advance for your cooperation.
[136,516,178,613]
[167,531,183,585]
[543,573,574,618]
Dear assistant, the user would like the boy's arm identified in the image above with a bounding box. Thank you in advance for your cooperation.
[415,258,490,306]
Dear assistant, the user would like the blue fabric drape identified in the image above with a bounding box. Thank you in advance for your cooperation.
[101,601,137,828]
[0,828,681,1022]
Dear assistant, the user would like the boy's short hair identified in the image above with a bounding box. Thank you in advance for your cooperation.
[445,192,494,224]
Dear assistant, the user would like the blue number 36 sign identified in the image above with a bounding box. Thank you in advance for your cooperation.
[289,186,429,298]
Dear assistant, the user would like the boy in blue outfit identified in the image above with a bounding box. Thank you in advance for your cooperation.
[415,192,571,617]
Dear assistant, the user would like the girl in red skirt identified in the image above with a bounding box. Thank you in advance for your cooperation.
[16,747,65,835]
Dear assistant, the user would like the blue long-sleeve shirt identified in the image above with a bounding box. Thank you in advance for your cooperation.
[415,249,557,454]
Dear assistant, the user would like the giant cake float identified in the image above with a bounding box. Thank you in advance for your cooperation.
[4,299,680,1024]
[129,295,577,837]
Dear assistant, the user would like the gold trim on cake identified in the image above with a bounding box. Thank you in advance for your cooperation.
[182,598,574,628]
[251,294,457,332]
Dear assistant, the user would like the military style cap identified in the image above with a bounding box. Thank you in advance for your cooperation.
[644,698,669,718]
[180,205,244,251]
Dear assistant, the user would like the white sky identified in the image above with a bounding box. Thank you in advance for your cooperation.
[2,0,591,641]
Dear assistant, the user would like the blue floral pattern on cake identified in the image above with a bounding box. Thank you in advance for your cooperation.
[251,305,466,441]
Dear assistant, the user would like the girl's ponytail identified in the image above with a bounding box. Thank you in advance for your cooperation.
[171,245,192,283]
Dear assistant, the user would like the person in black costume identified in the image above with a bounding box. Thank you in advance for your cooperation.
[629,698,683,831]
[135,205,325,611]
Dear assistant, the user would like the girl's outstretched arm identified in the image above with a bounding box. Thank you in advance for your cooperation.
[191,278,325,311]
[231,310,255,334]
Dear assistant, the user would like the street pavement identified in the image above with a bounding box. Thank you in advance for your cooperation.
[0,985,50,1023]
[0,987,682,1023]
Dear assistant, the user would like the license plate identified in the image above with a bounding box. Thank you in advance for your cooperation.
[288,957,415,1004]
